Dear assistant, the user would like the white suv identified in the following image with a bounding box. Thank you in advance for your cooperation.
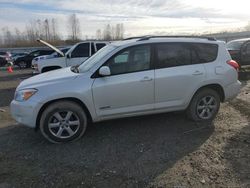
[11,36,241,143]
[32,40,109,73]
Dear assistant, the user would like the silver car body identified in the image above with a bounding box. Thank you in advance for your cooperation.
[11,37,241,128]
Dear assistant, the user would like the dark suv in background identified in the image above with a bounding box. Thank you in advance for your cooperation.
[14,49,54,68]
[227,38,250,66]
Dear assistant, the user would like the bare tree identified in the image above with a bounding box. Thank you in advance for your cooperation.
[97,23,125,41]
[68,14,81,41]
[115,24,121,40]
[103,24,112,40]
[51,18,60,41]
[96,29,102,40]
[120,23,124,39]
[2,27,14,47]
[44,19,50,40]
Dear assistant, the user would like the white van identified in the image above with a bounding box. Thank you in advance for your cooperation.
[32,40,109,73]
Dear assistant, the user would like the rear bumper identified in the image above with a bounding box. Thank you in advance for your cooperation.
[224,80,241,101]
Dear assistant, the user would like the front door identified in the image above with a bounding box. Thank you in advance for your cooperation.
[92,45,154,117]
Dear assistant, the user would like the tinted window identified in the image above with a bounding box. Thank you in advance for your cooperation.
[227,41,245,50]
[62,48,69,53]
[29,51,41,57]
[192,43,218,63]
[106,45,151,75]
[0,52,6,55]
[40,50,53,55]
[71,43,90,58]
[91,43,95,55]
[156,43,218,68]
[246,43,250,54]
[156,43,192,68]
[96,43,106,50]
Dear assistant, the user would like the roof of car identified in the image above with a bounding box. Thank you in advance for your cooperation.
[112,36,219,47]
[228,38,250,43]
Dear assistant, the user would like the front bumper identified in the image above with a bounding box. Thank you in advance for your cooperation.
[10,100,41,128]
[224,80,241,101]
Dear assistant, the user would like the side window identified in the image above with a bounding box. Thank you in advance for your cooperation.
[32,51,40,57]
[246,43,250,54]
[71,43,90,58]
[106,45,151,75]
[156,43,191,68]
[96,43,106,51]
[192,43,218,63]
[91,43,96,55]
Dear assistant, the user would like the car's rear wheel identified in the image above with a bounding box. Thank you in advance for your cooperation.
[187,88,220,122]
[40,101,88,143]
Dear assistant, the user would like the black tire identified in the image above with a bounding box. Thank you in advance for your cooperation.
[186,88,220,122]
[40,101,88,143]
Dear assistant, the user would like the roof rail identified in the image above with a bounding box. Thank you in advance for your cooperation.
[134,35,217,41]
[123,35,152,41]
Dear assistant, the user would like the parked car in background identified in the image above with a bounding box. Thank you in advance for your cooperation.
[227,38,250,66]
[31,48,70,73]
[11,36,241,143]
[33,40,109,73]
[11,52,29,62]
[0,51,12,67]
[14,49,54,68]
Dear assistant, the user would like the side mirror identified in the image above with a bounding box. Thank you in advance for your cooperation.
[99,66,111,76]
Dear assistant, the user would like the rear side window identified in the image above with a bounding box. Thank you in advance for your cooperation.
[192,43,218,63]
[156,43,193,68]
[155,43,218,68]
[71,43,90,58]
[96,43,106,51]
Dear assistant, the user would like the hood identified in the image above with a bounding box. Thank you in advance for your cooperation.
[33,54,56,62]
[17,67,77,90]
[37,39,64,57]
[33,55,49,61]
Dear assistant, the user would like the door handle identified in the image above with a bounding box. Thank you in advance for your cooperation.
[140,76,153,82]
[192,71,203,75]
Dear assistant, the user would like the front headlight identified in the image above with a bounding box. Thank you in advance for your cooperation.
[15,89,38,102]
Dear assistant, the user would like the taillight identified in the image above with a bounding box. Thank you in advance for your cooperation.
[227,60,240,72]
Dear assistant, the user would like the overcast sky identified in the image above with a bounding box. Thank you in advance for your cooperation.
[0,0,249,38]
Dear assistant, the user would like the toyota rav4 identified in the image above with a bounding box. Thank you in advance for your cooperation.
[11,36,241,143]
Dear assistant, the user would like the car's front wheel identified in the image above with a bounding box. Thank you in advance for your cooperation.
[187,88,220,122]
[40,101,88,143]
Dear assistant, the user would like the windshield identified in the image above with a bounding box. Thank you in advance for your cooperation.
[227,41,245,50]
[79,44,117,72]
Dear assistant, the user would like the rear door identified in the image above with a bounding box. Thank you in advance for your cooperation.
[154,42,206,109]
[67,43,90,66]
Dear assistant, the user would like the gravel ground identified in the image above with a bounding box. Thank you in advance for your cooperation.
[0,69,250,188]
